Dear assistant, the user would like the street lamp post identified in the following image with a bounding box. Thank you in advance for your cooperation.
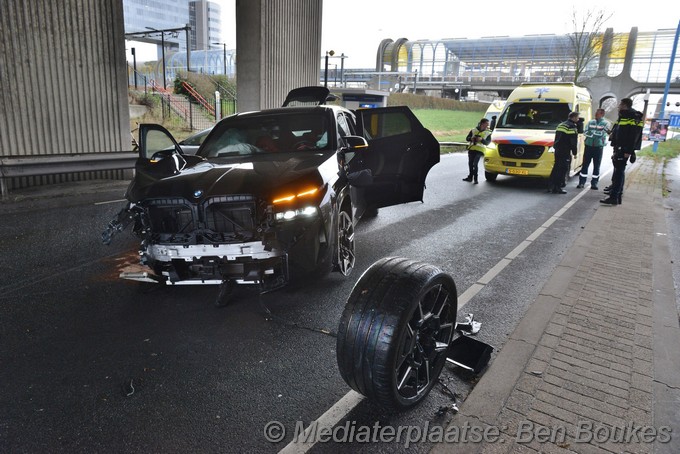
[131,47,138,90]
[654,19,680,153]
[324,50,334,88]
[212,42,227,75]
[642,88,651,122]
[146,27,166,90]
[185,24,191,73]
[340,53,346,87]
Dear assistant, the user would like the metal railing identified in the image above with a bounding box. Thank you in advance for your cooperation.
[181,81,215,116]
[0,152,137,198]
[127,65,149,93]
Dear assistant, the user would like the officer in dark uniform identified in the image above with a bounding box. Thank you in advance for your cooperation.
[548,111,580,194]
[601,98,643,205]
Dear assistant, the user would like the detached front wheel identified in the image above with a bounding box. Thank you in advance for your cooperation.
[336,257,458,410]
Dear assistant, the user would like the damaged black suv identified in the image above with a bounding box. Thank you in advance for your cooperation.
[103,87,439,296]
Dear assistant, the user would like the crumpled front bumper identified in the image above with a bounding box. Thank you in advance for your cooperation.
[121,240,288,287]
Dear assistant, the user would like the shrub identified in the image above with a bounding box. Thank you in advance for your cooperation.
[387,93,487,112]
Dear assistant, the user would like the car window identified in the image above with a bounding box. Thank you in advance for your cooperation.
[200,110,331,158]
[145,130,177,158]
[337,113,351,138]
[198,112,332,158]
[362,111,413,139]
[497,102,571,130]
[180,129,211,146]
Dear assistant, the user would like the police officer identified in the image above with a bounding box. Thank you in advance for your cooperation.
[601,98,643,205]
[548,111,580,194]
[462,118,492,184]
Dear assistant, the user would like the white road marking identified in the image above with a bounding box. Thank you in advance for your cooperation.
[278,391,364,453]
[278,168,613,454]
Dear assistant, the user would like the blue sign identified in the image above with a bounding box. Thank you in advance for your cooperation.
[669,113,680,128]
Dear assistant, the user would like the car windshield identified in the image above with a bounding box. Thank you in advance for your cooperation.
[497,102,571,130]
[180,128,211,145]
[198,111,332,158]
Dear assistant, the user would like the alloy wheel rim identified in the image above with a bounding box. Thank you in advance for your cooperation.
[395,283,454,399]
[337,210,355,276]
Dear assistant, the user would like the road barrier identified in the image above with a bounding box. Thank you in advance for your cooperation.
[0,152,137,199]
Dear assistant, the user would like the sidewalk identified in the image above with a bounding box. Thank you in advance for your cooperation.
[434,157,680,454]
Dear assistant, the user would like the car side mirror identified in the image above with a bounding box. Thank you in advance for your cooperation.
[343,135,368,150]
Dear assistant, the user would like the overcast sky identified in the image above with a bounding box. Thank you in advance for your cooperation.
[319,1,679,68]
[131,1,677,68]
[215,1,679,69]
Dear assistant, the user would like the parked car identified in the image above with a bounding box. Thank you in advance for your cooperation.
[103,87,439,301]
[177,127,213,155]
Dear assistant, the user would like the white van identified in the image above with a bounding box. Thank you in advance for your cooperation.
[483,100,506,127]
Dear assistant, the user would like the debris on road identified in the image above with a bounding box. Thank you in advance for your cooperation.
[456,313,481,335]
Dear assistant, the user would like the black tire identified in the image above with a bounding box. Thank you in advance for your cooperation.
[484,171,497,182]
[336,257,457,410]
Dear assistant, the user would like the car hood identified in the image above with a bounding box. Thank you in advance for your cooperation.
[491,129,555,147]
[129,152,336,202]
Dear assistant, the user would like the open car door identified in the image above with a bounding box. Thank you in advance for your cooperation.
[137,124,184,162]
[355,107,439,209]
[126,124,189,202]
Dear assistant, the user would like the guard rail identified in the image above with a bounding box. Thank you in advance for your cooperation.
[0,152,137,198]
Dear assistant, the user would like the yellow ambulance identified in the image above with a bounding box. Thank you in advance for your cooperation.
[483,83,592,181]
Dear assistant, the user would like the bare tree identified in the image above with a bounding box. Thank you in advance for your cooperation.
[568,8,613,84]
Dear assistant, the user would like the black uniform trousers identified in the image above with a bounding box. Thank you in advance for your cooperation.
[549,148,572,191]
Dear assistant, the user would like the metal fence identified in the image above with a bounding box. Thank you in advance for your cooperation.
[137,93,237,132]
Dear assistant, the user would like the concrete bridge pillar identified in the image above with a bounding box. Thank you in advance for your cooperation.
[0,0,129,159]
[236,0,322,111]
[585,27,641,108]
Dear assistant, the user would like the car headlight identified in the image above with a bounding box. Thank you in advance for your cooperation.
[275,206,318,221]
[272,186,322,205]
[271,184,325,221]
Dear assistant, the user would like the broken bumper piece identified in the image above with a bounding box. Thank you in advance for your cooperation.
[121,251,289,289]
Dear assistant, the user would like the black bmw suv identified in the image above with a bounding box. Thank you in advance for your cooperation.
[103,87,439,297]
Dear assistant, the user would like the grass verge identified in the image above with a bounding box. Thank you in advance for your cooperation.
[412,110,484,143]
[638,139,680,197]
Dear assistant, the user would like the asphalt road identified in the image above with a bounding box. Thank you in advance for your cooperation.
[0,153,616,453]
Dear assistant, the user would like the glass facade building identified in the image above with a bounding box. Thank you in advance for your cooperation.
[377,29,680,85]
[123,0,222,52]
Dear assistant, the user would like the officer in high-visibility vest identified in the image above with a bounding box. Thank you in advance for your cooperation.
[462,118,492,184]
[548,111,580,194]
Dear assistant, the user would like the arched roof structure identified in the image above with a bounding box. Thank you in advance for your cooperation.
[376,29,680,85]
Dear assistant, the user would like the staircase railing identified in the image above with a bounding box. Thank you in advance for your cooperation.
[127,65,149,93]
[211,77,238,101]
[181,81,215,117]
[150,80,191,121]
